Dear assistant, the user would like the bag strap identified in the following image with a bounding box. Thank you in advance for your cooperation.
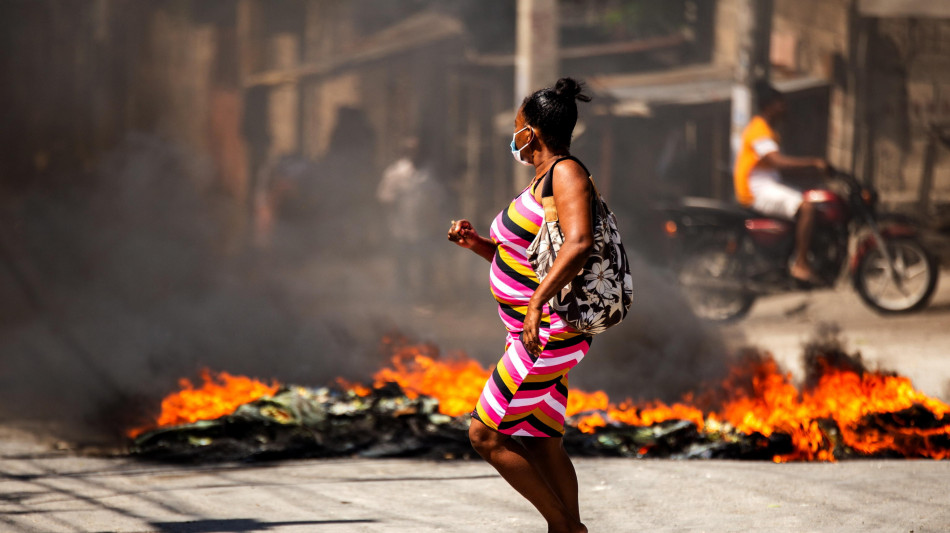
[539,156,590,197]
[537,156,594,223]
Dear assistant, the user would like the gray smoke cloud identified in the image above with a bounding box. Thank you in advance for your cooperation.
[0,132,440,442]
[554,253,730,402]
[0,131,732,443]
[0,2,731,444]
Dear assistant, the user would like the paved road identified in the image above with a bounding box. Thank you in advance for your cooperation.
[2,273,948,533]
[722,268,950,401]
[1,426,948,533]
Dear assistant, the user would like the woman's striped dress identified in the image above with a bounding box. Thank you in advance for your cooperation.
[472,182,592,437]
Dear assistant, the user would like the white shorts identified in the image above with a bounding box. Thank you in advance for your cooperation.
[749,177,803,221]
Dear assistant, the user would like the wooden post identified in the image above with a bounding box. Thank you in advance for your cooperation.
[515,0,558,105]
[730,0,772,161]
[514,0,559,192]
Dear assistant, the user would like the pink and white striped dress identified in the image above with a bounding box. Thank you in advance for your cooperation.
[472,181,592,437]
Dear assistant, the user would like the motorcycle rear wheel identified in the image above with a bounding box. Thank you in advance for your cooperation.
[678,247,756,322]
[853,236,938,314]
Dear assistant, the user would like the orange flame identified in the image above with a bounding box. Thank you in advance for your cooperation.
[127,369,279,438]
[362,341,629,421]
[360,343,705,431]
[130,341,950,462]
[714,356,950,461]
[361,344,949,461]
[566,389,609,416]
[369,341,490,417]
[602,399,706,431]
[335,377,371,397]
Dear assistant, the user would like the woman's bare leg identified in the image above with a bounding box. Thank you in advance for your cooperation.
[469,418,586,533]
[521,436,581,523]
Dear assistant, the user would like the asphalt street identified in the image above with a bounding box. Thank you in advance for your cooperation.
[1,425,949,533]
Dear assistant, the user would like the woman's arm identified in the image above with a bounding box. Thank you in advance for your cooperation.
[522,161,594,356]
[448,219,497,262]
[466,235,498,262]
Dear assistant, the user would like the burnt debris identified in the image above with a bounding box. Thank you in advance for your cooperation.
[130,380,947,463]
[131,334,950,463]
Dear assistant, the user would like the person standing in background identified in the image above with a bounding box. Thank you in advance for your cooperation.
[378,136,441,303]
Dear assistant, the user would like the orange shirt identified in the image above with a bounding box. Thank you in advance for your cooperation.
[734,116,779,206]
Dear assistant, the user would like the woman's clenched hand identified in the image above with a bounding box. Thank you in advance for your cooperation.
[448,219,478,248]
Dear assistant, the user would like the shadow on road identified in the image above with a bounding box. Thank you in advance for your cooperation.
[920,301,950,315]
[122,518,377,533]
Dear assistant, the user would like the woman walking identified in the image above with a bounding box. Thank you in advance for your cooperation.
[448,77,594,533]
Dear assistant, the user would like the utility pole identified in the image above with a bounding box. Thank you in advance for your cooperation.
[514,0,558,191]
[730,0,773,161]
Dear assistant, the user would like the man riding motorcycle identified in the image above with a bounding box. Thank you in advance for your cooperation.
[734,81,830,284]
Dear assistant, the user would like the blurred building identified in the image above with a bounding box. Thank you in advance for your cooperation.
[591,0,950,217]
[768,0,950,217]
[2,0,948,247]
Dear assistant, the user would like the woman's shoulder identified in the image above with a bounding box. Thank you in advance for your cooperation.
[551,157,591,189]
[535,156,591,201]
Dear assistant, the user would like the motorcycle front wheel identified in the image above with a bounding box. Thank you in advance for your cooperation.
[853,236,938,313]
[678,246,756,322]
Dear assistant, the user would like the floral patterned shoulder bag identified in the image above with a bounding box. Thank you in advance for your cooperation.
[526,156,634,335]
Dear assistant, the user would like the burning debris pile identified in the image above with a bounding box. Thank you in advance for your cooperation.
[131,383,474,462]
[130,337,950,463]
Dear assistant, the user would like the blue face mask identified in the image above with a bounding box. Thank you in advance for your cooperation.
[510,126,533,166]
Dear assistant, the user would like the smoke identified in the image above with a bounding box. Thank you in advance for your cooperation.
[0,2,730,444]
[0,132,461,442]
[566,252,731,402]
[800,322,868,388]
[0,126,737,446]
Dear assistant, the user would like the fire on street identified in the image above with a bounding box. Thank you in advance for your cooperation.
[126,334,950,463]
[3,279,949,532]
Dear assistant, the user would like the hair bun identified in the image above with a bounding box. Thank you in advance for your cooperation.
[554,77,592,103]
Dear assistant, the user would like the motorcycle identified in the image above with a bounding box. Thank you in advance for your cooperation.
[658,171,940,321]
